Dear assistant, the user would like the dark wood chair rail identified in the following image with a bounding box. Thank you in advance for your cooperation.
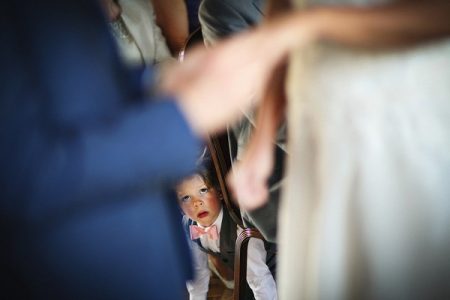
[180,27,266,300]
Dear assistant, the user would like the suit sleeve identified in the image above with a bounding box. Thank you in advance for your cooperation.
[79,100,201,193]
[1,1,202,221]
[5,97,201,221]
[198,0,264,45]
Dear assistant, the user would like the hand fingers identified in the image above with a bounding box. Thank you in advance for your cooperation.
[227,163,270,211]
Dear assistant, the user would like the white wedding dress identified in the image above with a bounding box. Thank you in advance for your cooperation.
[278,1,450,299]
[110,0,172,66]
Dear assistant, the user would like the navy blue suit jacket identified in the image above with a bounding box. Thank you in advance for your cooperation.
[1,1,199,299]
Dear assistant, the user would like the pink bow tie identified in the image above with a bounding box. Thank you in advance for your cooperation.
[190,224,219,240]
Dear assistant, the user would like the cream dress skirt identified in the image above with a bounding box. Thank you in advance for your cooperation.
[278,6,450,298]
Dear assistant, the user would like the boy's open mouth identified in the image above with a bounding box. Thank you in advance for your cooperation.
[197,211,209,218]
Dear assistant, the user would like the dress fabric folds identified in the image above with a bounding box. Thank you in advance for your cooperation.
[278,1,450,299]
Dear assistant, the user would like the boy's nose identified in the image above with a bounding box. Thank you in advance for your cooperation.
[193,198,203,207]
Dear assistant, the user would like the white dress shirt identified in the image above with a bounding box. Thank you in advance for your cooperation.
[186,208,278,300]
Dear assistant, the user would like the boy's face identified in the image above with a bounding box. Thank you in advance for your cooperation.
[176,174,222,227]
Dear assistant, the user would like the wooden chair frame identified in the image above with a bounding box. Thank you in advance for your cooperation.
[207,135,265,300]
[180,28,266,300]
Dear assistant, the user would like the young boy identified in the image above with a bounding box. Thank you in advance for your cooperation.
[175,158,277,300]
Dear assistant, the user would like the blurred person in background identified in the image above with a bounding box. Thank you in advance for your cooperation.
[222,0,450,299]
[0,0,259,298]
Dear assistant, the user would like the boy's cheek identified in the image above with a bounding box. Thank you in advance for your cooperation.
[182,207,197,220]
[180,205,191,217]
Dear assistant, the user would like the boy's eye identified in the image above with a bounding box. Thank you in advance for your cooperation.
[180,195,191,203]
[199,187,209,195]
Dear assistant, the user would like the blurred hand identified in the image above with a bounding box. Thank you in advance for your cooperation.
[100,0,122,21]
[227,62,287,210]
[159,15,308,137]
[227,133,275,210]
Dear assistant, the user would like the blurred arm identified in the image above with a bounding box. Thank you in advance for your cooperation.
[151,0,189,55]
[269,0,450,51]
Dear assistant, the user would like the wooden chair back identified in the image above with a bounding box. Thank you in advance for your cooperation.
[179,27,266,300]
